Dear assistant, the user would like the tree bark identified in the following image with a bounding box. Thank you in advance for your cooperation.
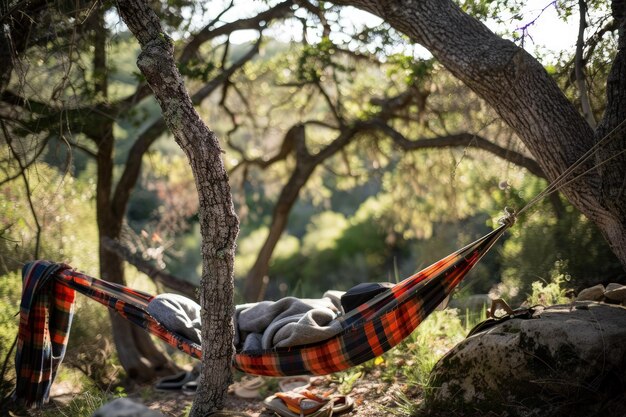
[331,0,626,270]
[595,1,626,269]
[115,0,240,414]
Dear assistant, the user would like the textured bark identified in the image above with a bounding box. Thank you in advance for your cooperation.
[332,0,626,269]
[115,0,239,414]
[595,2,626,269]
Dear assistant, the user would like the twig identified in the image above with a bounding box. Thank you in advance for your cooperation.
[2,120,42,258]
[575,0,596,127]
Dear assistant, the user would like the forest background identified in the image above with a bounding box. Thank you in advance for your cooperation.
[1,0,625,414]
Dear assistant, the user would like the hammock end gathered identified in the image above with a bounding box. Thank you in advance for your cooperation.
[498,207,517,228]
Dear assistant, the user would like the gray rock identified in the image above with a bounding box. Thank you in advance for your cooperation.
[428,302,626,417]
[605,282,624,292]
[604,285,626,303]
[91,398,165,417]
[576,284,605,301]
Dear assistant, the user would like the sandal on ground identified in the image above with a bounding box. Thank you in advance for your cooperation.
[155,371,196,392]
[273,390,330,416]
[263,394,333,417]
[330,394,354,415]
[183,376,265,398]
[278,376,311,392]
[181,378,199,396]
[289,390,354,415]
[228,376,266,399]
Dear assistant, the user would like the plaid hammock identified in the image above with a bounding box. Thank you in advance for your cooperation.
[14,223,508,407]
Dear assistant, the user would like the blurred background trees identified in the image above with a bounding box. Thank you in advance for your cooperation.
[1,0,624,398]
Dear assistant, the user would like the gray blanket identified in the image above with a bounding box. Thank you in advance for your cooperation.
[147,293,202,344]
[235,290,344,350]
[147,291,345,351]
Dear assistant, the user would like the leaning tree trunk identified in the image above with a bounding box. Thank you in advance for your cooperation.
[243,126,317,301]
[115,0,240,414]
[95,124,173,380]
[595,3,626,268]
[92,7,174,380]
[332,0,626,270]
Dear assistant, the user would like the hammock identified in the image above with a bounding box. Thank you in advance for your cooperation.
[15,221,510,407]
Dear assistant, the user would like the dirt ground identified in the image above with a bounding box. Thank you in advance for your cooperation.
[49,370,421,417]
[141,376,414,417]
[146,372,419,417]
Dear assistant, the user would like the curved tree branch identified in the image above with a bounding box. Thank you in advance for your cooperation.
[179,0,294,63]
[101,237,196,298]
[365,121,546,178]
[575,0,596,127]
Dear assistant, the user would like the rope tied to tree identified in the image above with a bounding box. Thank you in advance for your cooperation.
[510,116,626,220]
[497,206,517,228]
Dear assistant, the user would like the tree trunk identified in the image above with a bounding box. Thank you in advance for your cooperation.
[92,8,174,380]
[243,147,316,300]
[95,125,174,380]
[242,124,362,302]
[242,199,301,302]
[595,3,626,267]
[332,0,626,270]
[115,0,240,414]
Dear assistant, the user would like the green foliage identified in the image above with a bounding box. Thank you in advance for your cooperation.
[0,271,21,398]
[387,55,434,87]
[269,207,395,297]
[459,0,523,21]
[499,195,623,301]
[296,37,349,83]
[39,384,126,417]
[526,261,572,306]
[0,163,99,273]
[179,59,217,83]
[0,162,120,393]
[331,369,363,396]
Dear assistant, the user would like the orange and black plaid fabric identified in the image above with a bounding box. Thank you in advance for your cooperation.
[233,225,507,375]
[14,262,76,408]
[16,224,507,406]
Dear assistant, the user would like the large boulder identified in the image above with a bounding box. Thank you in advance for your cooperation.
[428,302,626,416]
